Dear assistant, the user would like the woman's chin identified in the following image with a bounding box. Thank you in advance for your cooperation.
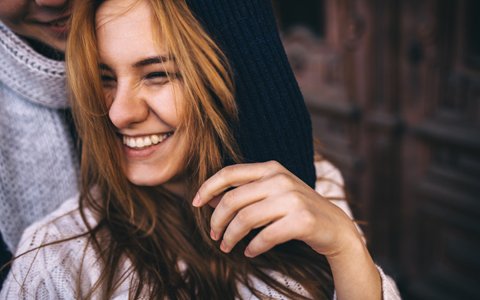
[127,173,165,187]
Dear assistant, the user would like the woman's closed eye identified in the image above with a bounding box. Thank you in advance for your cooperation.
[100,74,116,87]
[144,71,178,85]
[99,71,179,88]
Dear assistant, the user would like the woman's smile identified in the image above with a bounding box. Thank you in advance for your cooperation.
[122,132,174,159]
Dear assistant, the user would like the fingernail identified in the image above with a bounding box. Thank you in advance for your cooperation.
[192,194,200,207]
[220,240,229,253]
[210,229,217,240]
[244,247,254,258]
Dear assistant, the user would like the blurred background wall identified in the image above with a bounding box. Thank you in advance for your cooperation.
[273,0,480,299]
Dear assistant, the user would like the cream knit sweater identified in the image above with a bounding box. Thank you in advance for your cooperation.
[1,161,401,299]
[0,21,79,251]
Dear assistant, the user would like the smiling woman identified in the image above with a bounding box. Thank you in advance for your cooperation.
[96,1,188,188]
[72,0,239,195]
[0,0,400,299]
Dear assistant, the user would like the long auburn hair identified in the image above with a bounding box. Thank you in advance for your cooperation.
[66,0,334,298]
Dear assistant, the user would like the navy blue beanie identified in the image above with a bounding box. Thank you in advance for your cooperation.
[187,0,316,188]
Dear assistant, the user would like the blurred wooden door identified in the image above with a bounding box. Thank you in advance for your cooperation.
[277,0,480,298]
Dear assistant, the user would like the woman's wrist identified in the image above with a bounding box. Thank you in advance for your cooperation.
[325,231,382,300]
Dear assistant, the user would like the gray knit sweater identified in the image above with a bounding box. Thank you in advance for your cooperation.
[0,22,79,251]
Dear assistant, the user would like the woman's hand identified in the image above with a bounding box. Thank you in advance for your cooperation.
[192,160,361,258]
[193,161,382,300]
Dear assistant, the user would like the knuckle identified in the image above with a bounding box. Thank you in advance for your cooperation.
[266,160,283,171]
[298,210,316,229]
[217,167,230,180]
[273,173,294,189]
[234,210,251,227]
[258,231,274,245]
[223,164,241,175]
[286,190,305,209]
[216,165,240,185]
[221,191,236,211]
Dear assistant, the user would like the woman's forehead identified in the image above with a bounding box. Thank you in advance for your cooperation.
[95,0,166,67]
[96,0,148,31]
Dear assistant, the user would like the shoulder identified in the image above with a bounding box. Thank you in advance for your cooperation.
[314,160,345,197]
[314,160,354,219]
[16,195,95,251]
[0,196,101,299]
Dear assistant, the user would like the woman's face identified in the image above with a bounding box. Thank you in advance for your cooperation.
[96,0,188,195]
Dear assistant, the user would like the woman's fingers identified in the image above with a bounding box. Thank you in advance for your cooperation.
[193,161,286,207]
[217,194,291,253]
[209,179,272,240]
[209,172,298,237]
[194,161,355,258]
[244,214,306,258]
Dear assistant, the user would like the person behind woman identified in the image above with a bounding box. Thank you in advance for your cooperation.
[1,0,400,299]
[0,0,79,286]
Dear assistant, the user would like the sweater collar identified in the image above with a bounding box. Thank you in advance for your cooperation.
[20,35,65,61]
[0,21,69,109]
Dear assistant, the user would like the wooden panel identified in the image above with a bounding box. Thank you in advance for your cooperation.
[399,1,480,297]
[278,0,480,298]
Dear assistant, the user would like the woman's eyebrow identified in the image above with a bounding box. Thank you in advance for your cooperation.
[133,56,174,68]
[97,56,175,71]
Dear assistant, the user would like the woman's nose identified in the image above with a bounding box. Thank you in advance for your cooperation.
[108,86,149,129]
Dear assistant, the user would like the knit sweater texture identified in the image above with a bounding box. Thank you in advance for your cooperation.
[187,0,317,188]
[0,161,401,299]
[0,21,79,251]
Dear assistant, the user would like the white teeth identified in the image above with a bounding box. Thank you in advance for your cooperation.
[143,137,152,146]
[122,133,170,149]
[135,138,144,148]
[128,138,136,148]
